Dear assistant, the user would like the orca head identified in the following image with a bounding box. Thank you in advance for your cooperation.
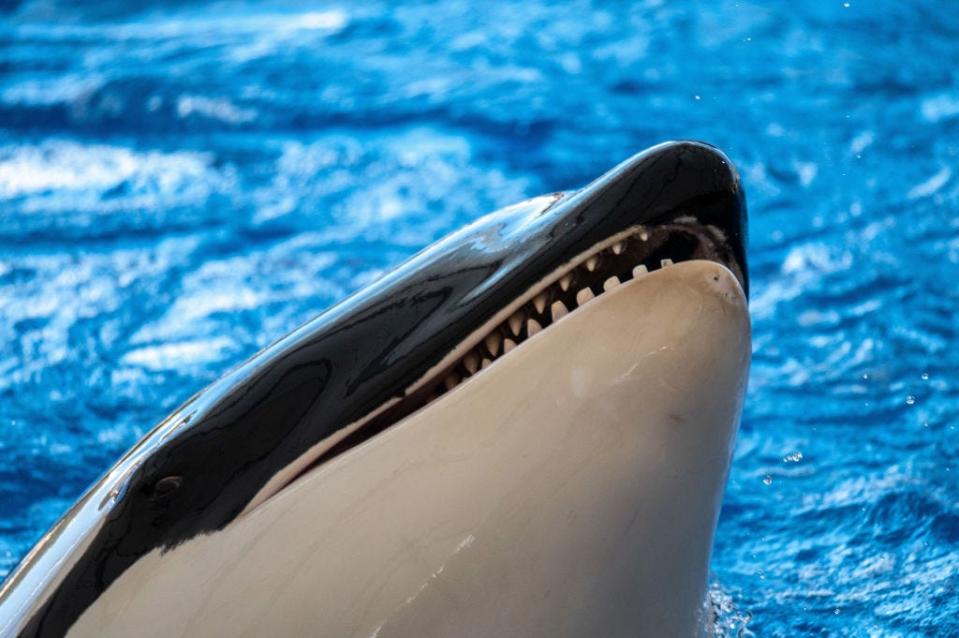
[0,140,747,637]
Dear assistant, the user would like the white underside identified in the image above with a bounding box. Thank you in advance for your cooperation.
[68,260,751,638]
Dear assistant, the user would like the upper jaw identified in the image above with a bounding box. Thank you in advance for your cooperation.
[426,139,749,391]
[232,140,751,500]
[547,140,748,296]
[249,141,748,501]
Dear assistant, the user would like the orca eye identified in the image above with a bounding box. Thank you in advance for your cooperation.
[149,476,183,501]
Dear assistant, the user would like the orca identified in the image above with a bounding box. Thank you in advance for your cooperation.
[0,141,750,637]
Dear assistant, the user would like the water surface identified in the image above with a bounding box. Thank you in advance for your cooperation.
[1,1,958,635]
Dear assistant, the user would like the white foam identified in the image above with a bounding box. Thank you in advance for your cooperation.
[0,141,230,212]
[920,93,959,123]
[907,166,951,200]
[176,95,257,124]
[122,338,234,370]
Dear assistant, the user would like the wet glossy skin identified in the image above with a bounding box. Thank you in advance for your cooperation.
[0,140,746,637]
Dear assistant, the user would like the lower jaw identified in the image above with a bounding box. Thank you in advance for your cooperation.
[265,256,746,505]
[81,259,750,638]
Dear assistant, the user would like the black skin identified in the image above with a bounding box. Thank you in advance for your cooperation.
[5,141,747,637]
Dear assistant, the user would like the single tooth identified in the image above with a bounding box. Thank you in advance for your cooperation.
[551,300,568,321]
[444,373,460,391]
[508,312,524,336]
[611,241,624,255]
[532,292,547,314]
[527,318,542,336]
[504,338,517,353]
[481,358,492,369]
[632,264,649,278]
[463,353,479,374]
[660,258,674,268]
[576,287,595,305]
[559,274,573,291]
[639,231,649,241]
[585,256,599,272]
[485,332,502,356]
[603,276,620,292]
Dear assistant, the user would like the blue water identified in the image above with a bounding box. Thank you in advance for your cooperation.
[1,1,958,634]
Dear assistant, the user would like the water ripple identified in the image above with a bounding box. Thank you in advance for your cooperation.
[2,0,959,634]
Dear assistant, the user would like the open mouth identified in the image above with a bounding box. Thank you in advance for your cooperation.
[232,143,751,516]
[259,219,745,503]
[424,221,744,401]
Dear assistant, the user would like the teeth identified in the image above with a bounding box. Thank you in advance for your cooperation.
[444,373,460,391]
[527,318,542,336]
[433,246,690,400]
[430,247,690,400]
[551,300,568,321]
[508,312,524,336]
[433,245,688,400]
[463,353,479,374]
[485,333,502,356]
[576,287,595,305]
[532,293,548,314]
